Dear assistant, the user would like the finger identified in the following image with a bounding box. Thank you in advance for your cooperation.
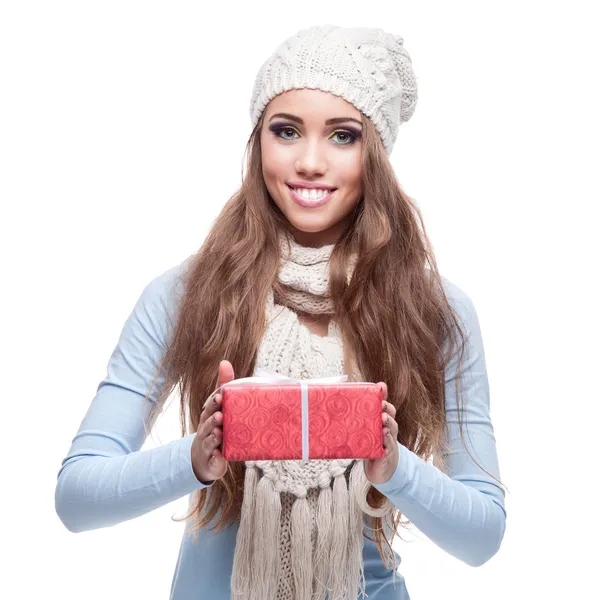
[208,448,227,477]
[382,425,391,447]
[382,415,398,444]
[210,447,226,466]
[202,409,223,438]
[202,423,223,453]
[202,450,226,482]
[378,382,388,401]
[200,393,222,426]
[382,408,398,432]
[382,400,396,419]
[383,423,396,448]
[381,402,396,421]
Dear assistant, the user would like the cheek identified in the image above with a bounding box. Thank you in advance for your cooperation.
[261,140,288,182]
[341,171,362,202]
[337,153,362,191]
[261,163,283,202]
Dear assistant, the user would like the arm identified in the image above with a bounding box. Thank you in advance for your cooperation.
[55,258,213,534]
[372,279,506,567]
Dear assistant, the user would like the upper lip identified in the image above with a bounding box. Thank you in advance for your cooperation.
[287,181,337,191]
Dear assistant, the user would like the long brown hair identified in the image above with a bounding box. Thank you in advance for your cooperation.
[144,109,506,568]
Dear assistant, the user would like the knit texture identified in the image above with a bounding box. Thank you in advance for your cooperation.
[249,24,418,155]
[275,235,338,316]
[228,232,394,600]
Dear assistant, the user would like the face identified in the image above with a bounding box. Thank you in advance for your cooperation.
[260,88,363,247]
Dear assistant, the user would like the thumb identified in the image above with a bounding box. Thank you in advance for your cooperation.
[218,360,235,388]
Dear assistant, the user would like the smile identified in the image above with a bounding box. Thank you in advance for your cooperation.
[287,185,336,208]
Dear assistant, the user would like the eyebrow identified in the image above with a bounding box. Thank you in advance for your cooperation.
[268,112,362,127]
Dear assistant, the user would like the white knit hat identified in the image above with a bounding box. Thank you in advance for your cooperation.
[249,24,418,155]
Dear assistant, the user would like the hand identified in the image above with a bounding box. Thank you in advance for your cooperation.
[190,360,235,484]
[364,382,399,485]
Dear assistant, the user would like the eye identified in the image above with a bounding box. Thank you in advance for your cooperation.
[329,129,359,145]
[270,125,300,141]
[268,123,361,146]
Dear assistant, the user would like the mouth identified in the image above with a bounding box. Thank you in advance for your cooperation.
[286,184,337,208]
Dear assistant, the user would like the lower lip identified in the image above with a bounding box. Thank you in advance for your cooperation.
[287,185,336,208]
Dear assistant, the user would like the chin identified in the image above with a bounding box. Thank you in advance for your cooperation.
[285,215,337,234]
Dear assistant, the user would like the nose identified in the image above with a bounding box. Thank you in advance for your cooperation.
[294,138,328,177]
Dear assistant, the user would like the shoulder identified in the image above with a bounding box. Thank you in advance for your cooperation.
[436,272,479,335]
[141,254,193,306]
[439,273,474,309]
[132,255,194,345]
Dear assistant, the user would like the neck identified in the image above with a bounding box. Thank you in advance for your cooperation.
[276,231,336,315]
[285,217,350,247]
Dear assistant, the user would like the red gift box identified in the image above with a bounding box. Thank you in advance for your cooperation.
[220,381,384,461]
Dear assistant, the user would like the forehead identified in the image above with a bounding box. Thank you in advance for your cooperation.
[264,89,361,123]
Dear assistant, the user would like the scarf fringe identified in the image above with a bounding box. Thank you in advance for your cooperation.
[231,460,398,600]
[230,463,258,599]
[291,495,312,600]
[327,467,349,599]
[312,481,333,600]
[349,461,368,599]
[255,474,282,599]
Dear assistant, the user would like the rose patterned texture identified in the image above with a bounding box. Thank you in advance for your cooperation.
[222,383,385,461]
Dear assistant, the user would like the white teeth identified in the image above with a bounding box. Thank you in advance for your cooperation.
[292,187,332,200]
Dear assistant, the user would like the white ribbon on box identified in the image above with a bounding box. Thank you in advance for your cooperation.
[203,367,348,461]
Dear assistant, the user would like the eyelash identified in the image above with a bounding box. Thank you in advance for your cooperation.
[269,124,361,146]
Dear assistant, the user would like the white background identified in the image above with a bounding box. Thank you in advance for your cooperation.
[2,1,598,598]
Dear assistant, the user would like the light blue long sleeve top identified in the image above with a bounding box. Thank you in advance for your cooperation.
[55,257,506,600]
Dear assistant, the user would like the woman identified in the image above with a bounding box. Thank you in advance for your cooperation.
[55,24,507,600]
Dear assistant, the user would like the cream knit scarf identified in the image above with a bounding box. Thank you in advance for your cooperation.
[229,232,395,600]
